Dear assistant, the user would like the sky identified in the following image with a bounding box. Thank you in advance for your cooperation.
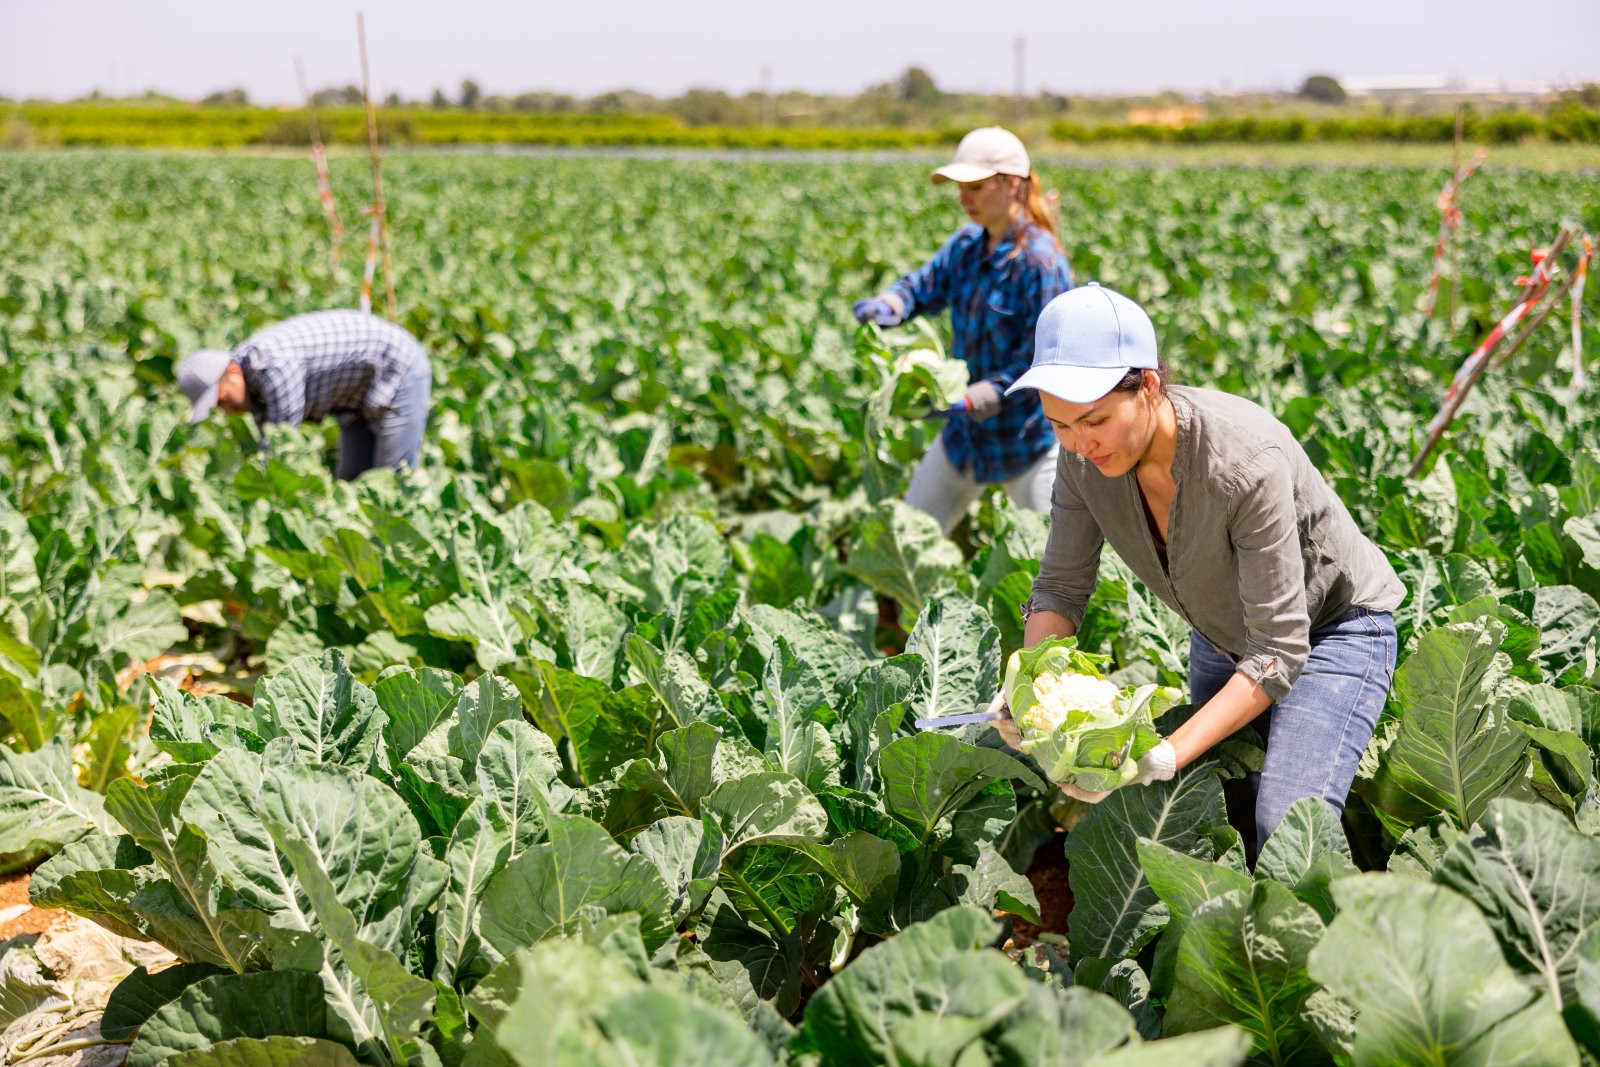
[2,0,1596,103]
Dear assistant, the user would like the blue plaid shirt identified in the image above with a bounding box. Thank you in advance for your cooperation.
[890,220,1072,482]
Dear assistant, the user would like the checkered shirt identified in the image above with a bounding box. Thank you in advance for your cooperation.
[235,310,427,427]
[889,220,1072,482]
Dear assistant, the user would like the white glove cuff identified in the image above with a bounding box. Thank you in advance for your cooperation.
[1143,740,1178,782]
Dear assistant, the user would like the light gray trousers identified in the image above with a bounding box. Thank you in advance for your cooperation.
[904,436,1058,534]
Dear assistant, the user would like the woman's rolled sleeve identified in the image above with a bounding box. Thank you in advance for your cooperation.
[1229,448,1311,704]
[1028,462,1104,626]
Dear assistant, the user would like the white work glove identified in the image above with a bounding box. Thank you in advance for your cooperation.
[963,380,1004,422]
[1060,740,1178,804]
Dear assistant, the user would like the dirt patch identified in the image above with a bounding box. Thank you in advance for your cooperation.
[1010,832,1073,948]
[0,871,66,940]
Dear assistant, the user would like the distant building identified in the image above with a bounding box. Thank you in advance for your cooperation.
[1344,74,1556,99]
[1125,105,1203,127]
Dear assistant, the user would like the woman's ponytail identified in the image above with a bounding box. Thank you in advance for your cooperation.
[1019,171,1062,252]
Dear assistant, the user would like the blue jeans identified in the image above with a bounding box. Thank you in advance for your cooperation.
[336,360,432,480]
[1188,608,1397,858]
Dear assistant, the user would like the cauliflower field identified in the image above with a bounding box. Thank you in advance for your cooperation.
[1,151,1599,1065]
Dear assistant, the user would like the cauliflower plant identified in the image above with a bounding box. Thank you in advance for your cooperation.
[1002,637,1182,794]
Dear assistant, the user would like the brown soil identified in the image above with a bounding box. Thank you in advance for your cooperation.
[1010,832,1074,947]
[0,871,65,940]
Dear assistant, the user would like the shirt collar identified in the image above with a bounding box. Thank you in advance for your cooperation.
[984,214,1034,268]
[1169,387,1197,485]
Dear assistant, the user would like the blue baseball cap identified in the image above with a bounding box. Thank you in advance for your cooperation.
[1005,283,1158,403]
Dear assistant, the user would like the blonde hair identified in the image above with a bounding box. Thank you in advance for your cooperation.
[1017,171,1062,252]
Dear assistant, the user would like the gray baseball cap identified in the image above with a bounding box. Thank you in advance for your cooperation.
[176,348,233,424]
[1005,283,1158,403]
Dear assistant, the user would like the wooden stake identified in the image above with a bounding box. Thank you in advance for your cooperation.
[357,12,397,320]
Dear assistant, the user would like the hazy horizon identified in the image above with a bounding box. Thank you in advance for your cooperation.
[3,0,1596,105]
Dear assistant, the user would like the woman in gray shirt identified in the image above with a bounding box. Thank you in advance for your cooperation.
[1008,284,1404,855]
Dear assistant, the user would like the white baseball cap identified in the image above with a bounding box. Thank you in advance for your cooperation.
[931,127,1030,185]
[1005,284,1159,403]
[176,348,234,424]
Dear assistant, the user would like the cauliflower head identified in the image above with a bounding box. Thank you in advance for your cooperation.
[1001,636,1182,793]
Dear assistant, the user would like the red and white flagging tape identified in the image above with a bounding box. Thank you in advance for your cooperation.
[1425,245,1560,436]
[1574,237,1593,389]
[359,208,380,314]
[1422,148,1486,318]
[311,143,345,259]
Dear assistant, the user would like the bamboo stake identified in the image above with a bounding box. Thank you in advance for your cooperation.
[357,12,397,320]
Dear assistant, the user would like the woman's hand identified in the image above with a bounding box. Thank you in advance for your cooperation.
[1060,740,1177,804]
[987,692,1022,749]
[964,380,1003,421]
[852,294,905,326]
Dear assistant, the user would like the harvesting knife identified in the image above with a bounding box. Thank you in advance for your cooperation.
[921,396,971,420]
[914,708,1005,730]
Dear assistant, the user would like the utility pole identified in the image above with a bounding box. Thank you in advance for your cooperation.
[1013,36,1026,126]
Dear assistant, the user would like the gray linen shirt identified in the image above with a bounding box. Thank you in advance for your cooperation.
[1029,385,1404,703]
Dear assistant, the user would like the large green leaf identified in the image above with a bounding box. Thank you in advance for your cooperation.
[617,721,722,817]
[474,719,568,854]
[102,770,293,972]
[1068,770,1229,964]
[101,963,228,1041]
[841,499,963,614]
[1087,1027,1253,1066]
[701,770,829,853]
[740,604,869,698]
[1366,619,1530,833]
[125,971,329,1067]
[876,732,1042,845]
[0,739,115,862]
[797,905,1004,1061]
[272,830,438,1067]
[1434,798,1600,1009]
[1163,881,1327,1066]
[162,1036,362,1067]
[1137,837,1253,1000]
[251,649,385,769]
[476,810,673,956]
[758,637,839,793]
[1253,796,1358,922]
[623,637,729,731]
[181,752,444,955]
[373,667,463,766]
[523,661,659,785]
[1308,874,1581,1066]
[629,815,718,923]
[471,936,775,1067]
[904,592,1000,723]
[0,666,60,753]
[434,799,510,986]
[443,673,524,768]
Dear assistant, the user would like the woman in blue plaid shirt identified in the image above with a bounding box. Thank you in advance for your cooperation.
[854,127,1073,533]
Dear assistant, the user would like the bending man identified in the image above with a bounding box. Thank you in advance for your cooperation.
[177,309,432,480]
